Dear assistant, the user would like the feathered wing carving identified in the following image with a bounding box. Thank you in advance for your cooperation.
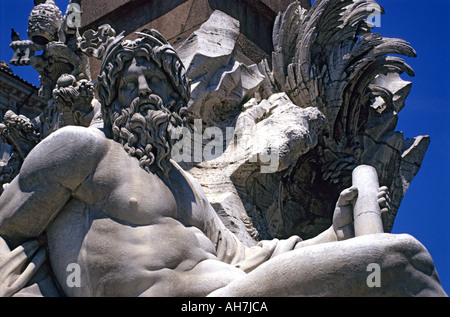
[259,0,429,232]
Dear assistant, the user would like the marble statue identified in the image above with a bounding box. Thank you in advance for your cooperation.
[0,0,446,297]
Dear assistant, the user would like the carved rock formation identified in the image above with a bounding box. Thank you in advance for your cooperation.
[257,0,429,235]
[176,0,430,242]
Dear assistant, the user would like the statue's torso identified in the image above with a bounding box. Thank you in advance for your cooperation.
[46,139,244,296]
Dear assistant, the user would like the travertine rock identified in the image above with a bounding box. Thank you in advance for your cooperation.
[0,0,444,298]
[255,0,429,235]
[177,10,265,128]
[187,92,326,243]
[177,2,430,240]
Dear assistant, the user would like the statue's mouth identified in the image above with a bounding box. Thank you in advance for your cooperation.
[136,94,163,112]
[139,103,157,111]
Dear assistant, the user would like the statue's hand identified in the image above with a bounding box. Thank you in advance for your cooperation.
[0,239,46,297]
[377,186,391,232]
[333,186,391,240]
[332,187,358,241]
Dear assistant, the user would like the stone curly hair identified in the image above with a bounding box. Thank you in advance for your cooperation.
[94,29,190,132]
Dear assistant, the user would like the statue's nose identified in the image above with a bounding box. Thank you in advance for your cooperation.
[138,75,151,97]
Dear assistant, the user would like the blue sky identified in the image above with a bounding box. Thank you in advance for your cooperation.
[0,0,449,294]
[374,0,450,294]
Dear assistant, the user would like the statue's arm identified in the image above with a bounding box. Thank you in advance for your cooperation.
[177,162,372,272]
[0,174,71,248]
[208,186,363,271]
[189,188,301,272]
[292,187,360,248]
[0,127,108,248]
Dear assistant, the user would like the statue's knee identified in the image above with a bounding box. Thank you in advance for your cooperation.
[374,234,444,296]
[381,234,432,269]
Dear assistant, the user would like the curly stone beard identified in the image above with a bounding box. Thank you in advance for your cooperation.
[109,94,173,178]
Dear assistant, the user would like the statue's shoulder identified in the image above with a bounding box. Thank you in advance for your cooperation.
[39,126,109,154]
[20,126,110,185]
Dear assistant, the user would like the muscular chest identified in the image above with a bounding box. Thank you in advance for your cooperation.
[73,145,178,225]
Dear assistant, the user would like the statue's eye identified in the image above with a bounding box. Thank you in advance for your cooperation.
[150,77,160,85]
[124,81,136,90]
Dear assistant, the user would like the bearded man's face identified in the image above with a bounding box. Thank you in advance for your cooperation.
[109,56,177,177]
[118,56,175,107]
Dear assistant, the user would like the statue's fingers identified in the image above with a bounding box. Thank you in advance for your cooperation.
[8,248,46,293]
[337,186,358,206]
[0,243,45,297]
[0,240,40,277]
[378,197,391,213]
[377,188,387,199]
[377,197,386,207]
[378,186,391,203]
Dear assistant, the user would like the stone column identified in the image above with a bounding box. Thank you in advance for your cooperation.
[352,165,384,236]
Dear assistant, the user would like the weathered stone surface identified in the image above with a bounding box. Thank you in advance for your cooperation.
[209,233,447,297]
[186,91,326,242]
[0,0,445,298]
[174,11,330,241]
[256,0,429,234]
[173,2,431,240]
[81,0,301,79]
[177,10,266,130]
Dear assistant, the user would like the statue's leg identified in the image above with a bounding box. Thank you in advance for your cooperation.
[208,233,447,297]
